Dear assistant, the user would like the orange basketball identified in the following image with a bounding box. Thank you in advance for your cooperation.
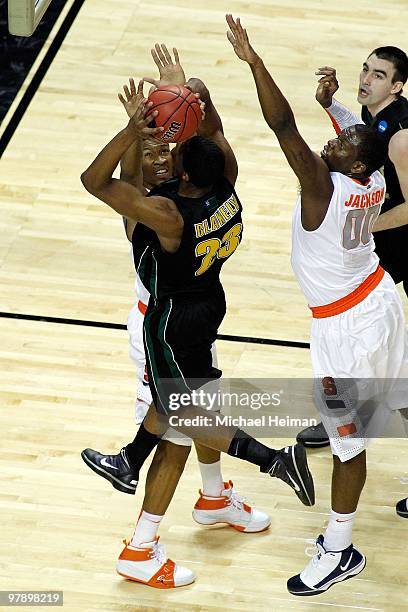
[147,85,202,143]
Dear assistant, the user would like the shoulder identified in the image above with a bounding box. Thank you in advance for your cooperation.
[389,129,408,166]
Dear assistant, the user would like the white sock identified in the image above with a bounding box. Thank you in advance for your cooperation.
[198,460,224,497]
[323,509,356,552]
[130,510,163,548]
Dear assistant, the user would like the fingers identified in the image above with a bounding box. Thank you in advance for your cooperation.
[173,47,180,64]
[161,44,172,64]
[123,84,131,101]
[130,77,137,96]
[143,76,157,85]
[315,66,336,76]
[154,43,167,66]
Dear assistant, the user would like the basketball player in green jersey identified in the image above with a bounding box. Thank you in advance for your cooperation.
[81,50,314,586]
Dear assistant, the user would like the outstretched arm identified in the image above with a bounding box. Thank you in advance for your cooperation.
[186,77,238,185]
[315,67,362,133]
[226,14,332,229]
[81,84,183,241]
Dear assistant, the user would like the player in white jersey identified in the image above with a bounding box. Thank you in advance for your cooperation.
[82,47,271,589]
[226,15,406,595]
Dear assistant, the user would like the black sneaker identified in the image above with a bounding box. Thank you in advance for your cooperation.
[262,444,315,506]
[296,422,330,448]
[81,447,138,494]
[396,497,408,518]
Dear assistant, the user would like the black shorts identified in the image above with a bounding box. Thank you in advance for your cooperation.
[143,290,226,415]
[375,226,408,291]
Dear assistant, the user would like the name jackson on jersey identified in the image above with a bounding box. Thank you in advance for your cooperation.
[344,187,385,208]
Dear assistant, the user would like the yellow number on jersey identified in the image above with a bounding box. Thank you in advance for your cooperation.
[195,223,243,276]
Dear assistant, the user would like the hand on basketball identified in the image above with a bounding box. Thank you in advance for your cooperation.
[144,44,186,88]
[315,67,339,108]
[226,14,258,65]
[120,79,163,139]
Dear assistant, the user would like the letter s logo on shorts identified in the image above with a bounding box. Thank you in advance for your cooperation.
[322,376,337,396]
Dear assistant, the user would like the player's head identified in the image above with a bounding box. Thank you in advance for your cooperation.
[175,135,225,188]
[141,138,173,189]
[358,46,408,106]
[321,124,388,178]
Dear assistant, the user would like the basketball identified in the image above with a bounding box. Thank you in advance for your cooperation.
[147,85,202,143]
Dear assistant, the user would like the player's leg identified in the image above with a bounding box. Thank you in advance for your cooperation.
[192,442,271,532]
[116,440,196,588]
[287,443,367,596]
[128,301,151,424]
[396,407,408,517]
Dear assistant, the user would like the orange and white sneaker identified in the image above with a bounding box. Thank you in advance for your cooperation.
[116,537,195,589]
[192,480,271,533]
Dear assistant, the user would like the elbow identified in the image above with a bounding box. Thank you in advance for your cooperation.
[267,116,294,134]
[80,170,92,191]
[81,169,99,195]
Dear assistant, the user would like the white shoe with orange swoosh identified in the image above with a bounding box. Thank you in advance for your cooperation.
[116,537,195,589]
[192,480,271,533]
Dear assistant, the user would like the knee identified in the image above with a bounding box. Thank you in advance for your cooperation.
[155,440,191,473]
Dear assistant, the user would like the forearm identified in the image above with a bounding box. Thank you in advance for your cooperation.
[120,137,144,188]
[81,125,138,193]
[186,77,223,136]
[374,202,408,231]
[249,57,295,132]
[324,99,362,135]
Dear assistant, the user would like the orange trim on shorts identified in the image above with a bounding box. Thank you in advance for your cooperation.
[337,423,357,437]
[138,300,148,315]
[310,265,385,318]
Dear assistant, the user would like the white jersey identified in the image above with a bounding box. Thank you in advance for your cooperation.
[291,170,386,307]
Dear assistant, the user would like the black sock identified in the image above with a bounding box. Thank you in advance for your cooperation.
[125,423,162,472]
[227,429,276,470]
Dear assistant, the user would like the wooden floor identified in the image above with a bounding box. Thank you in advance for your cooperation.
[1,0,408,610]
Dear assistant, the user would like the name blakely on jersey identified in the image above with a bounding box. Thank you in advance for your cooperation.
[291,170,386,307]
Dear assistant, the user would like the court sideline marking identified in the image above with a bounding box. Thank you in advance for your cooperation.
[0,311,310,349]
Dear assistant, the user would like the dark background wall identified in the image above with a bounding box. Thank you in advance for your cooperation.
[0,0,68,122]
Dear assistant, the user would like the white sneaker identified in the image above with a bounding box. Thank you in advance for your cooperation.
[192,480,271,533]
[287,535,366,596]
[116,537,195,589]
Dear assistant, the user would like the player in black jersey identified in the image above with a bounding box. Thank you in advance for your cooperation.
[81,71,314,585]
[296,50,408,508]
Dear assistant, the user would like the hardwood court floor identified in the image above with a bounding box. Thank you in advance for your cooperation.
[0,319,407,611]
[1,0,408,610]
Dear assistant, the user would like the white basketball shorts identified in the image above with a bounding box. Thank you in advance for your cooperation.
[310,272,408,461]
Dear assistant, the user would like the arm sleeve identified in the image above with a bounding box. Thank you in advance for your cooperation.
[324,99,363,134]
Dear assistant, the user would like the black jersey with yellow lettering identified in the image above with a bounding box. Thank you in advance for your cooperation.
[140,176,243,301]
[362,96,408,212]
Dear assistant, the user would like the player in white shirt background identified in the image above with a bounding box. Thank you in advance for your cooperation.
[226,14,407,596]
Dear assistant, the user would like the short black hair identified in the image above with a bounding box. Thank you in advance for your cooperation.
[369,46,408,95]
[354,124,388,176]
[181,135,225,188]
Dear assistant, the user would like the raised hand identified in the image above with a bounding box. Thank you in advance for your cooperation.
[118,77,145,118]
[119,78,163,138]
[144,44,186,88]
[315,66,339,108]
[226,14,258,65]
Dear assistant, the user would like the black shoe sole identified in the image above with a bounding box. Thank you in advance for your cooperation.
[396,509,408,518]
[288,557,366,596]
[292,444,315,507]
[81,451,136,495]
[296,438,331,448]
